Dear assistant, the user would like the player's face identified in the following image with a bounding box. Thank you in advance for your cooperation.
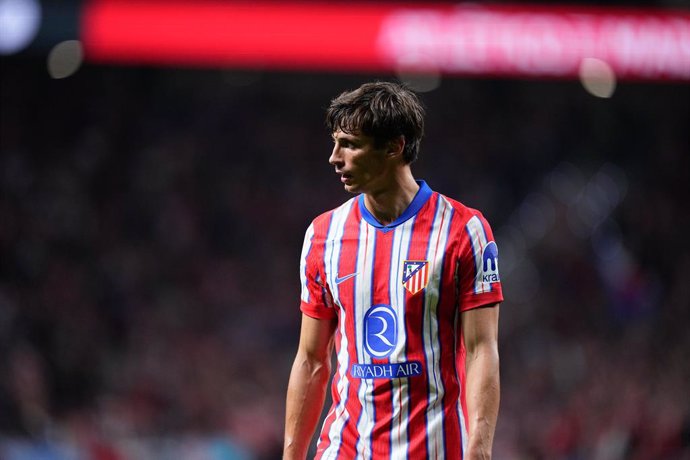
[329,130,393,194]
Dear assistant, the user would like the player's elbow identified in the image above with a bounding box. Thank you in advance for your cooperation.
[295,350,332,383]
[312,355,332,381]
[466,340,499,366]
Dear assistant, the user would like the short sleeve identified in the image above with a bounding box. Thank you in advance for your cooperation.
[457,213,504,311]
[299,222,337,320]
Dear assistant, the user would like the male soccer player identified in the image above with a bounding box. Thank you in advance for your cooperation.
[284,82,502,460]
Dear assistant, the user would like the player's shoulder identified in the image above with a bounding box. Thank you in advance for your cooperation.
[438,192,491,227]
[306,196,358,235]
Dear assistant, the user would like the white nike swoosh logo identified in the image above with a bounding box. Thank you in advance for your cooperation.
[335,272,359,284]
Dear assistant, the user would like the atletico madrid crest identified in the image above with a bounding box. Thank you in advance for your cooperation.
[402,260,429,294]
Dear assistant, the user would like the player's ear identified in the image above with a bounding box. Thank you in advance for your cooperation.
[386,135,405,159]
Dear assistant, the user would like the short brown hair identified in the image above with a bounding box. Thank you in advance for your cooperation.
[326,81,425,164]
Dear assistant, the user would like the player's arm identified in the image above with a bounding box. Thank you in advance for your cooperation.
[462,303,500,460]
[284,313,337,460]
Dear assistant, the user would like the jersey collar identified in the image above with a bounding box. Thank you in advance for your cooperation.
[358,180,433,233]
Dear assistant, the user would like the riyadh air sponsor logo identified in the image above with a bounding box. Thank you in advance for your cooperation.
[363,304,397,358]
[350,361,423,379]
[402,260,429,294]
[481,241,500,283]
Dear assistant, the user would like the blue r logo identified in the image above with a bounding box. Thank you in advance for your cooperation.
[364,304,397,358]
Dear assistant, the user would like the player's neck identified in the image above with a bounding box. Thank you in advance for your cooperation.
[363,169,419,226]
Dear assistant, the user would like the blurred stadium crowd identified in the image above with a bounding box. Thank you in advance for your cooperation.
[1,62,689,459]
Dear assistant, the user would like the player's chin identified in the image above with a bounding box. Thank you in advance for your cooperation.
[342,180,361,194]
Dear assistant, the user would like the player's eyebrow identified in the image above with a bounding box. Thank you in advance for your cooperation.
[332,133,347,143]
[333,131,359,143]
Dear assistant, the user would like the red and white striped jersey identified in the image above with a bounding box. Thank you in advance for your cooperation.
[299,181,503,460]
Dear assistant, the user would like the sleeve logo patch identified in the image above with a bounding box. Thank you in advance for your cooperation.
[481,241,500,283]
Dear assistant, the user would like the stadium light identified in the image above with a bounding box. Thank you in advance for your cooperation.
[0,0,42,55]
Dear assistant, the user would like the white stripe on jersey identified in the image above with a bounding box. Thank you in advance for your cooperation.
[325,199,355,308]
[389,217,416,459]
[321,199,355,457]
[465,215,491,294]
[354,218,377,459]
[300,223,315,304]
[422,196,455,460]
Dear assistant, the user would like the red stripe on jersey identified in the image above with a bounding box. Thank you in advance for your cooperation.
[313,208,339,460]
[435,210,464,456]
[401,193,439,459]
[315,321,342,460]
[316,204,363,458]
[429,198,457,458]
[370,229,395,458]
[339,208,367,458]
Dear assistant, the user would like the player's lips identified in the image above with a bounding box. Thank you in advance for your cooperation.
[336,170,353,183]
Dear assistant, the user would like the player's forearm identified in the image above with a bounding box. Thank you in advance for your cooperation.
[464,343,500,460]
[283,352,331,460]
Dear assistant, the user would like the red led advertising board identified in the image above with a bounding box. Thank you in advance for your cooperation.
[82,1,690,80]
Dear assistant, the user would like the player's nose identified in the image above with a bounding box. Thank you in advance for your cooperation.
[329,145,343,166]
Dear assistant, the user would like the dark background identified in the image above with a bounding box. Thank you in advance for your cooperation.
[1,18,690,459]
